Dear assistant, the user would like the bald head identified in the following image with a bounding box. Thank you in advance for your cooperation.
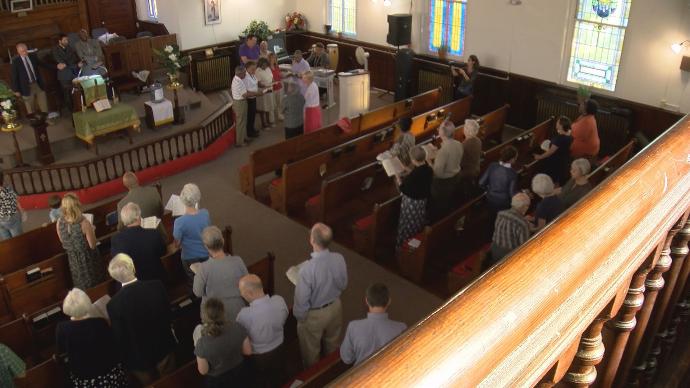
[16,43,28,57]
[122,172,139,190]
[239,274,265,302]
[310,222,333,250]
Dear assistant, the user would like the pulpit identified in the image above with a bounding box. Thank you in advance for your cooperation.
[29,114,54,165]
[338,70,370,118]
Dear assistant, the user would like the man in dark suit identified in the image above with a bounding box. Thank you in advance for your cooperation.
[51,33,82,113]
[110,202,167,282]
[106,254,176,385]
[10,43,48,115]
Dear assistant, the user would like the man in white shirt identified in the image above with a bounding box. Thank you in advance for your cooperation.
[231,65,261,146]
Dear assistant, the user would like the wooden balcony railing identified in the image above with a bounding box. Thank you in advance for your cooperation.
[3,103,233,195]
[332,114,690,387]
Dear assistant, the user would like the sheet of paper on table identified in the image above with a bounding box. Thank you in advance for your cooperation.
[93,98,112,112]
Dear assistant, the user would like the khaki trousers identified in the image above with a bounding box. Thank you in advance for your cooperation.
[272,89,283,122]
[130,352,176,386]
[297,298,342,368]
[21,83,48,114]
[233,98,248,145]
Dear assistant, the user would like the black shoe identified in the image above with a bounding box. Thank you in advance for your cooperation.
[248,132,260,138]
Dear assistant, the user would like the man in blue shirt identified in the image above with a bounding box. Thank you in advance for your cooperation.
[340,283,406,366]
[294,223,348,367]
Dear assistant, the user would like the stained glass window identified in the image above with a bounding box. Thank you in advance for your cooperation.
[146,0,158,19]
[567,0,631,91]
[329,0,356,36]
[428,0,467,57]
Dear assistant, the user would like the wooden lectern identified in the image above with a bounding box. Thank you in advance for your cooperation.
[338,70,370,119]
[29,114,54,165]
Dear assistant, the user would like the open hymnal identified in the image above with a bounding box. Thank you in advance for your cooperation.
[165,194,186,217]
[381,157,405,177]
[91,295,111,321]
[422,144,438,160]
[286,261,307,286]
[93,98,112,112]
[141,216,161,229]
[83,213,94,225]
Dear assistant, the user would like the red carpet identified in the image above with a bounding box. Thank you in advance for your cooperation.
[18,126,236,210]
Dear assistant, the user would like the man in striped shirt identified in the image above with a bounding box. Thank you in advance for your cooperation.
[486,192,531,271]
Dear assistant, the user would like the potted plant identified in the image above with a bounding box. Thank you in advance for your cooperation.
[577,85,591,104]
[153,44,190,90]
[437,44,450,63]
[242,20,272,41]
[285,12,307,31]
[0,81,21,131]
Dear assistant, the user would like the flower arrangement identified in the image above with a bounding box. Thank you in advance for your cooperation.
[153,44,190,76]
[0,81,17,117]
[242,20,272,41]
[285,12,306,31]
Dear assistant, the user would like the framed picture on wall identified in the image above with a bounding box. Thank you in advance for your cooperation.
[204,0,221,25]
[10,0,33,13]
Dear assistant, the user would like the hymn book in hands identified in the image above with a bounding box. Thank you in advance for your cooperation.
[165,195,186,216]
[286,261,307,285]
[141,216,161,229]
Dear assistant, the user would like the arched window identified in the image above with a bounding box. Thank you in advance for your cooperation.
[428,0,468,57]
[567,0,632,91]
[329,0,357,36]
[146,0,158,20]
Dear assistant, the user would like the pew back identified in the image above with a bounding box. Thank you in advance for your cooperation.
[481,117,554,175]
[14,357,66,388]
[0,318,35,362]
[588,140,635,186]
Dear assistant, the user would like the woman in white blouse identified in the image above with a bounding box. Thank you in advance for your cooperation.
[255,57,275,129]
[301,71,321,134]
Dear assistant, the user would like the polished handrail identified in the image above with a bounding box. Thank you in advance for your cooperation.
[331,114,690,386]
[3,103,233,195]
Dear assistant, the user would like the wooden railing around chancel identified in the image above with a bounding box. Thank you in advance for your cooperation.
[2,103,233,196]
[331,114,690,387]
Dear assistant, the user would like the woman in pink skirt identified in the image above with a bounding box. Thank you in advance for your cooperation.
[301,71,322,134]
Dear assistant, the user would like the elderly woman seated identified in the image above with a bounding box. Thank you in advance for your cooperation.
[485,192,532,270]
[555,158,593,208]
[530,174,565,230]
[56,288,128,387]
[173,183,211,285]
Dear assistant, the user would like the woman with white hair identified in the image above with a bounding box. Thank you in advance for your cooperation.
[56,288,127,387]
[427,119,464,221]
[531,173,565,230]
[459,119,483,197]
[533,116,573,186]
[301,71,322,134]
[56,193,106,289]
[556,158,593,208]
[173,183,211,284]
[256,57,275,129]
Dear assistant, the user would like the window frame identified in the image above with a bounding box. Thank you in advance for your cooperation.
[328,0,357,37]
[426,0,468,60]
[564,0,631,92]
[146,0,158,20]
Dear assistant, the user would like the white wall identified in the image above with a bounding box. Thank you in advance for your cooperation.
[296,0,690,113]
[135,0,296,50]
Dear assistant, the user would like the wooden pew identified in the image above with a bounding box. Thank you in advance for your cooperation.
[239,88,446,198]
[305,162,399,228]
[148,360,203,388]
[273,98,473,215]
[13,357,67,388]
[480,117,554,175]
[0,318,37,364]
[352,195,402,259]
[397,193,487,283]
[588,140,636,186]
[285,349,351,388]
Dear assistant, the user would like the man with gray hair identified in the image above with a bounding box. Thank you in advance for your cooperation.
[231,65,251,146]
[427,119,464,220]
[106,254,176,385]
[111,202,166,282]
[190,225,248,321]
[294,222,348,367]
[117,171,163,230]
[459,119,483,191]
[10,42,48,115]
[485,192,532,270]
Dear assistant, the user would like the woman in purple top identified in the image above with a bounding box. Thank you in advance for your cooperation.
[239,35,260,64]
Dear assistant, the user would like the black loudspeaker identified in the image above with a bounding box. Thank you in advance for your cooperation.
[395,48,414,101]
[387,14,412,46]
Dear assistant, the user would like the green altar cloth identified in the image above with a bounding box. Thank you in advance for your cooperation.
[73,103,140,144]
[76,75,108,106]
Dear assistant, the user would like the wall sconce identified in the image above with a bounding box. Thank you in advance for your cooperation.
[671,40,690,72]
[671,40,689,54]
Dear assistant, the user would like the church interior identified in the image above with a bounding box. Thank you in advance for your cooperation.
[0,0,689,387]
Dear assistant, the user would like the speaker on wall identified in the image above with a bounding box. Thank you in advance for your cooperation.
[387,14,412,46]
[395,48,414,101]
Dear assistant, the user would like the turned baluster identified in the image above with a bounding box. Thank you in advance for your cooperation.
[614,217,684,386]
[595,253,654,387]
